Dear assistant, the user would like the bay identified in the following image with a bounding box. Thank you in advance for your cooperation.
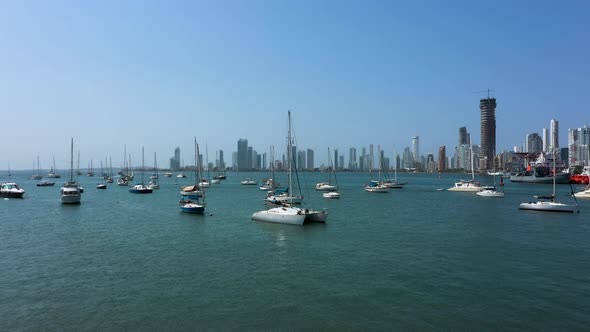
[1,171,589,331]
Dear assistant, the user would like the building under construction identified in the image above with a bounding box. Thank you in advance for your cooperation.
[479,97,497,171]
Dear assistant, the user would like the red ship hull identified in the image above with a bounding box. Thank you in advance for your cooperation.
[570,174,590,184]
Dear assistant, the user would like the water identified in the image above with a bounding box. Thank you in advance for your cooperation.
[1,171,589,330]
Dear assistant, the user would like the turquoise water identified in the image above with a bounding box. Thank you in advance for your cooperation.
[1,171,589,330]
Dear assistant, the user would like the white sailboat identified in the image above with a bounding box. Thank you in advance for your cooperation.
[322,148,341,199]
[180,138,206,214]
[476,173,504,197]
[47,156,61,178]
[148,152,160,190]
[364,146,389,193]
[520,149,578,213]
[31,156,43,180]
[252,111,306,225]
[448,145,481,192]
[96,160,107,189]
[380,147,406,188]
[60,138,82,204]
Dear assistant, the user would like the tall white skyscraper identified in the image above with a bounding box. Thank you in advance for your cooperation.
[411,136,419,166]
[550,119,559,151]
[542,128,549,152]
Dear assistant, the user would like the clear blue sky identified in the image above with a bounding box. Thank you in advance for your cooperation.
[1,0,588,169]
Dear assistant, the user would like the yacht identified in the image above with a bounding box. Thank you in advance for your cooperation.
[0,182,25,198]
[476,186,504,197]
[37,180,55,187]
[129,147,153,194]
[573,185,590,199]
[180,138,206,214]
[61,139,81,204]
[448,145,481,192]
[241,178,257,185]
[364,180,389,193]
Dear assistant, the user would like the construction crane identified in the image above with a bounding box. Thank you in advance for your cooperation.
[472,89,494,98]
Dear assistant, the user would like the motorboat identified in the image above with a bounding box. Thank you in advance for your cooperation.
[573,186,590,199]
[214,173,226,180]
[241,178,257,185]
[177,173,187,178]
[0,182,25,198]
[323,191,341,199]
[315,182,337,191]
[129,184,153,194]
[36,180,55,187]
[117,177,129,186]
[96,183,107,190]
[211,178,221,184]
[164,172,173,177]
[476,186,504,197]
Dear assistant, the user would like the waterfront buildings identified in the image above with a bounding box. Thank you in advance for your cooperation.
[438,146,446,171]
[237,139,248,171]
[526,133,543,153]
[306,149,314,170]
[169,147,181,171]
[568,126,590,166]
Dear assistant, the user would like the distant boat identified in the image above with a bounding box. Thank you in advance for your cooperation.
[61,138,82,204]
[0,182,25,198]
[573,185,590,199]
[96,160,107,189]
[177,173,187,178]
[31,156,43,180]
[214,173,226,180]
[321,148,341,199]
[180,138,206,214]
[37,180,55,187]
[86,159,95,177]
[448,146,481,192]
[164,172,173,177]
[241,178,257,185]
[7,162,11,176]
[520,149,577,213]
[47,156,61,178]
[129,147,153,194]
[476,186,504,197]
[364,180,389,193]
[148,152,160,190]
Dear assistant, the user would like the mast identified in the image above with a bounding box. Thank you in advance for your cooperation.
[70,138,74,182]
[141,146,145,185]
[194,137,198,186]
[288,111,292,204]
[77,150,80,174]
[470,145,475,181]
[552,147,556,201]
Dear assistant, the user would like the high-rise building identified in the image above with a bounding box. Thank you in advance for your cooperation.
[334,149,339,170]
[526,133,543,153]
[411,136,419,167]
[339,156,344,171]
[568,126,590,166]
[458,127,468,145]
[349,147,357,170]
[297,150,306,170]
[218,150,225,170]
[262,152,267,170]
[438,146,446,171]
[479,97,497,170]
[169,147,181,170]
[306,149,314,170]
[369,144,374,170]
[237,139,248,171]
[550,119,559,151]
[542,128,549,152]
[360,147,367,170]
[247,146,253,170]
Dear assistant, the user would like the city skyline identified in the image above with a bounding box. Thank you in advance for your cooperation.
[1,2,588,169]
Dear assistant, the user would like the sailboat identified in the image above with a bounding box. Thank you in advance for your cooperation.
[31,156,43,180]
[380,147,406,188]
[364,146,389,193]
[7,162,11,177]
[316,149,338,192]
[180,138,206,214]
[118,146,130,186]
[60,138,82,204]
[148,152,160,190]
[260,146,280,191]
[322,148,341,199]
[129,147,153,194]
[520,149,578,212]
[47,156,61,178]
[448,145,481,192]
[75,150,82,175]
[105,156,114,183]
[252,111,306,225]
[476,173,504,197]
[86,160,95,177]
[96,161,107,189]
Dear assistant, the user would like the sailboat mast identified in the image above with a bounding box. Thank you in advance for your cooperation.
[553,148,556,200]
[194,137,198,186]
[288,111,292,204]
[141,146,145,185]
[470,145,475,181]
[70,138,74,182]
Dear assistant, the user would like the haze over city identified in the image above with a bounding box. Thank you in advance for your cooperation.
[1,1,588,169]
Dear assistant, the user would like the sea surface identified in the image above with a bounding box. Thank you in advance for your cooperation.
[1,171,589,331]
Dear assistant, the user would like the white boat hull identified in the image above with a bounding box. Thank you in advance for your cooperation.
[323,191,341,199]
[364,186,389,193]
[573,190,590,199]
[519,201,577,212]
[252,207,306,225]
[447,185,481,192]
[476,190,504,197]
[315,182,337,191]
[265,195,303,205]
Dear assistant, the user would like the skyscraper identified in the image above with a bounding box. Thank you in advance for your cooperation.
[550,119,559,151]
[170,147,181,170]
[458,127,468,145]
[247,146,253,170]
[348,147,357,169]
[369,144,374,170]
[479,97,497,170]
[542,128,549,152]
[237,139,248,171]
[438,146,446,171]
[306,149,314,170]
[334,149,339,170]
[526,133,543,153]
[297,150,306,170]
[411,136,419,167]
[219,150,225,170]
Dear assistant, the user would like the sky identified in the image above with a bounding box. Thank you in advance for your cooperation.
[1,0,588,170]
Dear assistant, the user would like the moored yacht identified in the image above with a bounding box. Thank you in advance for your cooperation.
[61,138,81,204]
[0,182,25,198]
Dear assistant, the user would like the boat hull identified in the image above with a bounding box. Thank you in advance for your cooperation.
[181,205,205,214]
[0,191,25,198]
[519,201,577,212]
[573,190,590,199]
[510,173,570,184]
[323,192,341,199]
[476,190,504,197]
[304,210,328,223]
[252,207,305,225]
[129,188,153,194]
